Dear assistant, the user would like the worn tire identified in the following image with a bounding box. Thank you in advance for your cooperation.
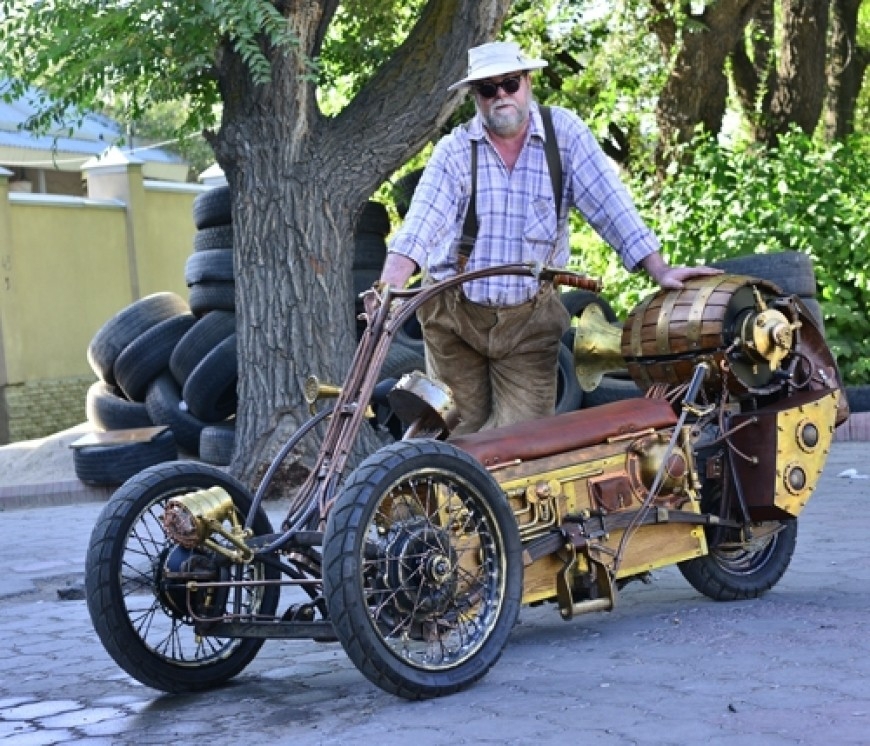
[73,428,178,486]
[114,313,197,402]
[87,292,190,386]
[192,186,232,229]
[86,381,153,431]
[555,343,583,413]
[392,168,424,219]
[355,200,391,237]
[145,372,207,455]
[182,334,238,423]
[169,310,236,387]
[380,341,426,381]
[199,422,236,466]
[193,224,234,252]
[323,439,523,699]
[185,249,234,286]
[581,372,644,408]
[560,289,618,323]
[189,281,235,316]
[710,251,816,297]
[85,461,278,692]
[678,520,798,600]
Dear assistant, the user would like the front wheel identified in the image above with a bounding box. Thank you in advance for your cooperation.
[85,461,280,692]
[678,519,798,601]
[323,440,522,699]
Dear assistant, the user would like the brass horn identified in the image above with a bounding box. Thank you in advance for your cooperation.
[304,375,342,414]
[572,303,626,391]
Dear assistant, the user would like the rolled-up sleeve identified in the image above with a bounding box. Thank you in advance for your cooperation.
[388,136,467,272]
[558,110,660,271]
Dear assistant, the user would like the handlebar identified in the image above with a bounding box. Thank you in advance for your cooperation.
[550,272,603,293]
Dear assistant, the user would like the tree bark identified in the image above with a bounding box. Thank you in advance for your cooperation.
[652,0,763,167]
[762,0,831,145]
[825,0,869,140]
[207,0,512,489]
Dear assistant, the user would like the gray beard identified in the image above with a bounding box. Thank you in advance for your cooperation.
[486,107,525,137]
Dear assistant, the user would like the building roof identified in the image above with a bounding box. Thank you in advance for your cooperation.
[0,82,189,180]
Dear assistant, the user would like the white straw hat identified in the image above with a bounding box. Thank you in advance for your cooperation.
[448,41,547,91]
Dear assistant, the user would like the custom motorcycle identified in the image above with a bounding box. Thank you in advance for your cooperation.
[85,263,848,699]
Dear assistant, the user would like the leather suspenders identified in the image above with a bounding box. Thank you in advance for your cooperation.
[458,105,562,268]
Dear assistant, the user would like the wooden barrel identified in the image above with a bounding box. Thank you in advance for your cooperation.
[621,274,782,394]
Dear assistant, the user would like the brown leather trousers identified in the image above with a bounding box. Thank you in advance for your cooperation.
[416,283,570,435]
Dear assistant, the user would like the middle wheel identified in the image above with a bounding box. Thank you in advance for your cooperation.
[323,439,522,699]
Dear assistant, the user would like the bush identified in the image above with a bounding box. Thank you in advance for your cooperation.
[571,131,870,383]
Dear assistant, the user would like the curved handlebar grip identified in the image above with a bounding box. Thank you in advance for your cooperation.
[551,273,603,293]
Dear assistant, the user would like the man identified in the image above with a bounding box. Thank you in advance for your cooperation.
[380,41,718,435]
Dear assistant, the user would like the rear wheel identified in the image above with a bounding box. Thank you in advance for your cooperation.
[85,462,279,692]
[678,485,798,601]
[323,440,522,699]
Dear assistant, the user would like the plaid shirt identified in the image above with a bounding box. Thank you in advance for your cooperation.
[388,102,660,305]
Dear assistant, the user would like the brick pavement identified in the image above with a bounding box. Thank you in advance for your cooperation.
[1,442,869,745]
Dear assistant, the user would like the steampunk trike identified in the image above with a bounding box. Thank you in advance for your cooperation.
[85,262,848,699]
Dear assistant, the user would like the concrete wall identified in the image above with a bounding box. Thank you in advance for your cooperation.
[0,156,205,443]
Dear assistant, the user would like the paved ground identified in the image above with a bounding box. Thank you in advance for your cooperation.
[1,440,869,745]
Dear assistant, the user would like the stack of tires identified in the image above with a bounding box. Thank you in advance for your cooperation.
[81,187,239,484]
[81,189,420,484]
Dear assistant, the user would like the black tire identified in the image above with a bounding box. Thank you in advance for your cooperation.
[114,313,197,401]
[353,234,388,271]
[199,422,236,466]
[559,289,618,323]
[355,200,391,237]
[145,372,207,455]
[555,342,583,413]
[192,186,232,229]
[678,519,798,601]
[392,168,424,219]
[85,461,279,692]
[798,296,824,331]
[169,310,236,386]
[182,333,238,423]
[380,341,426,381]
[846,385,870,413]
[710,251,816,297]
[73,428,178,486]
[581,372,644,408]
[185,249,235,285]
[189,281,235,316]
[86,381,154,431]
[323,439,523,699]
[193,224,234,252]
[87,292,190,386]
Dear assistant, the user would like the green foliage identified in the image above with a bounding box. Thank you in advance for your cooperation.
[615,131,870,383]
[317,0,423,114]
[0,0,299,137]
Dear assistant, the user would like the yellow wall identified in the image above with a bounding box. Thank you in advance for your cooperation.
[0,167,205,441]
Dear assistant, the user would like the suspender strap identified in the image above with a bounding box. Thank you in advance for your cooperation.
[458,106,562,267]
[540,105,562,221]
[459,140,479,263]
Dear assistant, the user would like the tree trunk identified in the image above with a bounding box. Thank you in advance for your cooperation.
[207,0,512,491]
[653,0,763,167]
[761,0,831,145]
[825,0,869,140]
[731,0,775,140]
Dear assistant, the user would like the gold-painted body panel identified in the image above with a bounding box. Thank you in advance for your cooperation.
[490,433,707,607]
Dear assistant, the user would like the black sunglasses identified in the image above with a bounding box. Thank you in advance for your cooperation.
[473,75,523,99]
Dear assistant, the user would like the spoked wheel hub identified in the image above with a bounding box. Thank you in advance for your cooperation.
[383,520,458,617]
